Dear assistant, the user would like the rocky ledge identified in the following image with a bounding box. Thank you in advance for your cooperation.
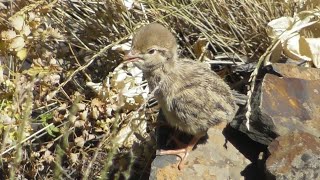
[149,63,320,180]
[266,131,320,180]
[149,122,262,180]
[232,63,320,145]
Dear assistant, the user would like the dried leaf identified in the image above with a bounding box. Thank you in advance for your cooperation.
[69,114,77,123]
[1,30,17,40]
[134,94,145,104]
[91,106,99,120]
[269,42,283,63]
[47,27,63,39]
[46,91,57,101]
[0,114,15,125]
[28,12,36,21]
[70,153,79,164]
[16,48,28,60]
[304,22,320,37]
[49,58,58,65]
[192,38,212,59]
[267,16,293,38]
[283,35,312,61]
[87,134,95,141]
[79,110,88,120]
[114,70,127,82]
[75,136,85,147]
[86,82,103,94]
[115,125,132,146]
[9,15,24,31]
[43,150,54,163]
[112,41,132,52]
[46,141,54,149]
[22,25,31,36]
[91,98,105,110]
[267,10,320,64]
[305,38,320,68]
[44,74,60,85]
[106,107,113,117]
[9,36,25,51]
[22,66,51,77]
[74,120,85,127]
[122,0,135,10]
[76,103,86,111]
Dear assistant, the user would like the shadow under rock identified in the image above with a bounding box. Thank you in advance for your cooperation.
[151,110,268,180]
[0,168,5,180]
[223,124,268,180]
[155,110,209,151]
[106,136,156,180]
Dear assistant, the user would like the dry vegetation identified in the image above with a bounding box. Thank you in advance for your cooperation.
[0,0,318,179]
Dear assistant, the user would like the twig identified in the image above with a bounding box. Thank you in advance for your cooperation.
[46,35,130,101]
[1,123,54,156]
[245,14,320,130]
[205,60,244,65]
[245,38,281,130]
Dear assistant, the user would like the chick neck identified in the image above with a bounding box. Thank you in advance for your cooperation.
[142,54,177,92]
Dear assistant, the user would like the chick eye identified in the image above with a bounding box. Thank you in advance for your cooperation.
[147,49,156,54]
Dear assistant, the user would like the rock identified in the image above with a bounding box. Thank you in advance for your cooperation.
[266,131,320,180]
[232,64,320,145]
[149,122,251,180]
[267,63,320,80]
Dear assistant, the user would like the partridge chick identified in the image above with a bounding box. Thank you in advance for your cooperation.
[124,23,236,169]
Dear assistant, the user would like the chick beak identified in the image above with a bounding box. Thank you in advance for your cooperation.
[123,51,142,62]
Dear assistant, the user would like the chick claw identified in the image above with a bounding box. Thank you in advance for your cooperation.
[156,134,203,170]
[156,148,190,170]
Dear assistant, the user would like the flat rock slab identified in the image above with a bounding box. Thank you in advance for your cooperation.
[260,74,320,137]
[268,63,320,80]
[266,131,320,180]
[235,64,320,145]
[149,122,250,180]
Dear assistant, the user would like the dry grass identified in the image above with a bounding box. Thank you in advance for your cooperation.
[0,0,304,179]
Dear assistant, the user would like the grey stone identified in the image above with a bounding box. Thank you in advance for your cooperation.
[149,122,251,180]
[267,63,320,80]
[266,131,320,180]
[232,64,320,145]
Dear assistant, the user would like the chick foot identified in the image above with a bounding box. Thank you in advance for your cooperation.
[156,133,205,170]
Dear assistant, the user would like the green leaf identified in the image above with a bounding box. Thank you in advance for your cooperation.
[40,113,57,137]
[40,113,53,123]
[23,66,52,77]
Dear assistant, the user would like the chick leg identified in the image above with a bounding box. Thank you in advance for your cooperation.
[157,132,205,170]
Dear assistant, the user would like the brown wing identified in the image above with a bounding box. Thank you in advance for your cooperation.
[166,60,235,135]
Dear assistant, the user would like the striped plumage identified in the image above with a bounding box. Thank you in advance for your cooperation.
[147,58,235,135]
[124,23,236,169]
